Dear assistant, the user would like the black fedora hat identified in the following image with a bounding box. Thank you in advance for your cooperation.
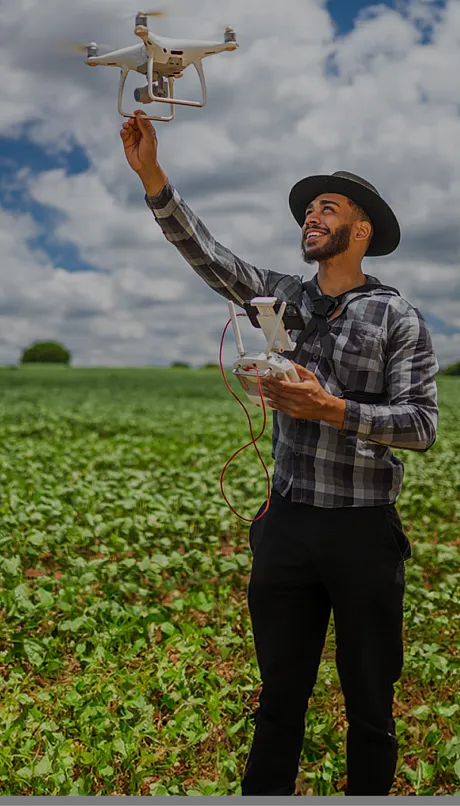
[288,170,401,257]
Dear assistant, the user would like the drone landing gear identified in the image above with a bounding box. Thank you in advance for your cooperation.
[118,66,174,121]
[117,56,208,123]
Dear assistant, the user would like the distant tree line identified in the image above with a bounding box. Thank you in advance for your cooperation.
[18,345,222,369]
[169,362,220,369]
[16,344,460,374]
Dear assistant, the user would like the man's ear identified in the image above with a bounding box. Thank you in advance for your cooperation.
[355,221,373,245]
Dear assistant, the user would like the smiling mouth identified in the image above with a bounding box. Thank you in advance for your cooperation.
[305,232,328,245]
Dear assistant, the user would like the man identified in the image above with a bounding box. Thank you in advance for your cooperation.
[121,110,439,796]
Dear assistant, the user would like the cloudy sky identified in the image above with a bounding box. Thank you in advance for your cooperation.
[0,0,459,368]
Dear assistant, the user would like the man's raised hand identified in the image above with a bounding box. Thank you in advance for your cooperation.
[120,109,159,173]
[120,110,167,196]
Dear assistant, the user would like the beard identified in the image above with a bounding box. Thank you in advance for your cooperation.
[301,223,352,264]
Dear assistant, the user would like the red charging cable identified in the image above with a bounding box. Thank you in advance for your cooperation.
[218,314,271,523]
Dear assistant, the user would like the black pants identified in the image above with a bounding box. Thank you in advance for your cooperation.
[241,487,411,796]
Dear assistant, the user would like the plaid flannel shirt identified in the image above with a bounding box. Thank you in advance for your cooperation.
[145,181,439,508]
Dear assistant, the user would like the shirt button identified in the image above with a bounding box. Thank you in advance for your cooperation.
[294,451,300,457]
[313,354,319,360]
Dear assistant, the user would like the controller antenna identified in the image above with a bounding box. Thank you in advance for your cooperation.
[228,301,246,356]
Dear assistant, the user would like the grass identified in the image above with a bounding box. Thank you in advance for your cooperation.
[0,365,458,795]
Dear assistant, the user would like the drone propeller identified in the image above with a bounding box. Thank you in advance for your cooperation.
[202,24,237,44]
[117,7,168,20]
[60,42,94,55]
[143,8,167,17]
[56,40,111,56]
[192,22,237,42]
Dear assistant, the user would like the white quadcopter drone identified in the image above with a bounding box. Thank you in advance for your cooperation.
[81,9,239,121]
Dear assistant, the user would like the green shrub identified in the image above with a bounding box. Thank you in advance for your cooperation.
[20,341,71,365]
[440,361,460,376]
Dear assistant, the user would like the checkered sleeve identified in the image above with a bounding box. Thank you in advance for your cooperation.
[145,180,270,307]
[338,304,439,452]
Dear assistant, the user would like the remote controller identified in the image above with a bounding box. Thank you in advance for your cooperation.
[232,353,300,408]
[227,297,304,408]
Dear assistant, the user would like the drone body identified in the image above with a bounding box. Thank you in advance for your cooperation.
[84,11,238,121]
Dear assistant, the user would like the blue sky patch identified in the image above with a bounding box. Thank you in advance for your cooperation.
[327,0,391,34]
[0,133,90,176]
[0,137,95,272]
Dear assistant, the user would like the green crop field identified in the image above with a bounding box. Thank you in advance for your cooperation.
[0,365,458,796]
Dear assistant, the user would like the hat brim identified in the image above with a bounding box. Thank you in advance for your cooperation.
[289,175,401,257]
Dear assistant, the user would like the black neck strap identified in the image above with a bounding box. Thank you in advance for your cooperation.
[287,278,400,368]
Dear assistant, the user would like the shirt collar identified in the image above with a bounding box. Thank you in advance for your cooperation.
[313,272,379,298]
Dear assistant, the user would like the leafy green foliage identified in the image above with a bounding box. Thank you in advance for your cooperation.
[0,367,458,795]
[20,342,71,365]
[439,361,460,376]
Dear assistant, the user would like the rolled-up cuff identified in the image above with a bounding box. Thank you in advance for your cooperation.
[144,180,178,216]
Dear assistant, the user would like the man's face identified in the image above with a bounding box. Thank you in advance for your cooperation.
[300,193,355,264]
